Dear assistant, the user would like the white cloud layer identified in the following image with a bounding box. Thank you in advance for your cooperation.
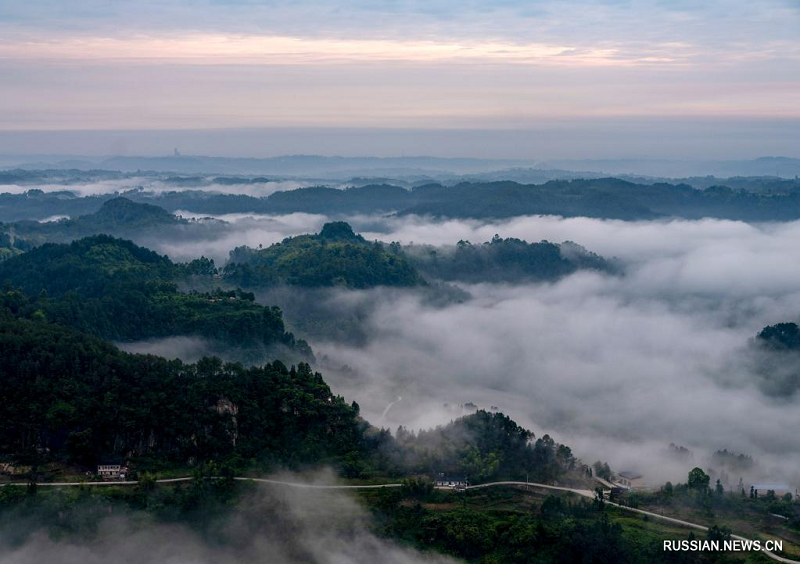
[175,212,800,485]
[0,178,308,198]
[42,209,800,485]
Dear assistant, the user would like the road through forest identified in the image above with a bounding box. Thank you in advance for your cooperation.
[2,476,796,562]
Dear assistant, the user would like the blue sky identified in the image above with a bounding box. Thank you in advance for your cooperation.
[0,0,798,157]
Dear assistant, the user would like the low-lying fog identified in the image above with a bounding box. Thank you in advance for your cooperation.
[0,177,309,198]
[134,212,800,486]
[1,472,456,564]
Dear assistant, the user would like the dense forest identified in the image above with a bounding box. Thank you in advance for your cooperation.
[0,235,311,358]
[109,178,800,221]
[224,222,423,289]
[390,411,576,484]
[750,322,800,397]
[0,187,109,222]
[392,179,800,221]
[0,197,204,245]
[0,287,579,487]
[0,312,365,471]
[406,236,613,283]
[2,201,615,287]
[7,174,800,222]
[756,322,800,350]
[0,231,30,261]
[376,490,701,564]
[0,241,579,482]
[3,174,799,561]
[224,222,613,289]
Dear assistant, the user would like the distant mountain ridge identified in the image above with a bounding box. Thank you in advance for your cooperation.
[82,154,538,176]
[4,154,800,178]
[0,197,188,245]
[540,156,800,179]
[7,176,800,223]
[191,178,800,221]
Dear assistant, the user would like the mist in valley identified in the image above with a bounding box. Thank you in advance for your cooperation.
[0,175,311,199]
[111,210,800,488]
[4,0,800,557]
[0,473,456,564]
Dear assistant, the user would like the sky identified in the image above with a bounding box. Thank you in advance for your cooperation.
[1,0,799,158]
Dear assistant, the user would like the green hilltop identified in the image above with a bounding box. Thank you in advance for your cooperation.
[0,235,310,357]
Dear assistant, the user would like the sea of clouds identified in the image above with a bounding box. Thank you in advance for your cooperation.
[94,210,800,485]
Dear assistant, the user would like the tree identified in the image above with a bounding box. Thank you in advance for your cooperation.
[592,461,611,480]
[757,322,800,350]
[223,223,422,289]
[402,476,434,498]
[137,472,157,492]
[460,446,500,483]
[0,314,364,469]
[540,495,565,517]
[594,487,605,511]
[688,467,710,491]
[707,525,732,543]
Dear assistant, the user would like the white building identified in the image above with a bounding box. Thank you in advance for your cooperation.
[435,474,468,488]
[97,464,127,480]
[615,471,644,490]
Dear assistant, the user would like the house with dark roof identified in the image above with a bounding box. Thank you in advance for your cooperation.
[97,464,128,481]
[435,473,468,489]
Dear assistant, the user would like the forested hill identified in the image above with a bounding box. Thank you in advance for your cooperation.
[0,197,189,245]
[0,235,311,358]
[132,178,800,221]
[224,222,614,288]
[406,236,614,283]
[0,305,580,483]
[756,322,800,350]
[223,221,423,289]
[391,410,577,483]
[749,322,800,398]
[8,177,800,222]
[0,311,363,469]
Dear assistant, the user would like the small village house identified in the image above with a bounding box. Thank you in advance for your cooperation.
[97,464,128,480]
[615,471,644,490]
[435,473,468,489]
